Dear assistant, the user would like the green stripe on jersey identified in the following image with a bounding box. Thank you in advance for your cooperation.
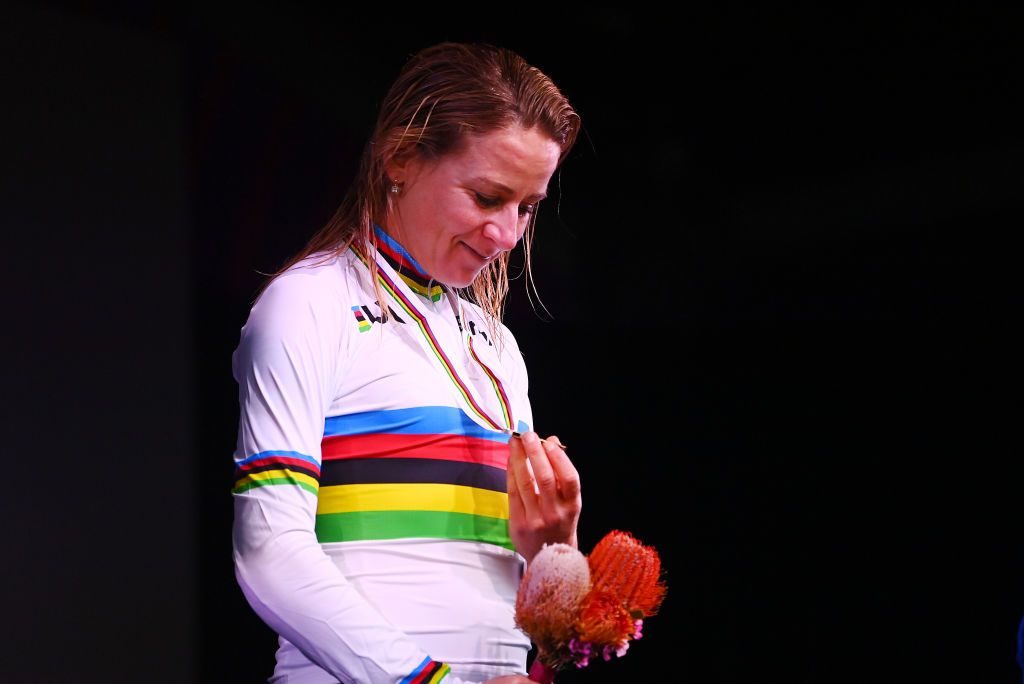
[315,510,514,549]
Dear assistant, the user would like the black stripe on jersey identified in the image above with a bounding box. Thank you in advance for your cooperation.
[237,461,321,482]
[320,457,506,493]
[378,247,433,289]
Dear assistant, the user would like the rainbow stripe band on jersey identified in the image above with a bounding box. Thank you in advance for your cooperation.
[315,406,526,549]
[232,450,321,495]
[350,243,514,432]
[401,657,450,684]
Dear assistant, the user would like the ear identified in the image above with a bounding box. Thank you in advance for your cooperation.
[384,149,420,186]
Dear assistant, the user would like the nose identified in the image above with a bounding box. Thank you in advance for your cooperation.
[481,204,521,252]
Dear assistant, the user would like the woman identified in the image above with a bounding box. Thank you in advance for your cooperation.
[231,42,582,683]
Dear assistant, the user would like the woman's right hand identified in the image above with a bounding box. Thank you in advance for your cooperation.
[507,431,582,564]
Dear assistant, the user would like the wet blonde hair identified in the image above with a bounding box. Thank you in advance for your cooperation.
[270,41,580,324]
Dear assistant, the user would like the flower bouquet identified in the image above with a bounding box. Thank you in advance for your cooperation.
[515,530,667,682]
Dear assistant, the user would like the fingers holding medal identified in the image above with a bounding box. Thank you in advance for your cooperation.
[507,431,582,563]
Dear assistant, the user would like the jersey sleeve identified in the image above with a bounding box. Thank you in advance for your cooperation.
[230,267,458,684]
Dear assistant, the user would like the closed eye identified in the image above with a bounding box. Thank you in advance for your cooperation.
[475,192,538,218]
[474,192,501,208]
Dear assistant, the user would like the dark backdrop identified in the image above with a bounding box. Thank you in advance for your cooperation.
[3,3,1021,682]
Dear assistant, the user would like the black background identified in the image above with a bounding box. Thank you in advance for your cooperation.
[3,2,1021,682]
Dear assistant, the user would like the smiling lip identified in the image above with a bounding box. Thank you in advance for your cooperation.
[462,243,497,262]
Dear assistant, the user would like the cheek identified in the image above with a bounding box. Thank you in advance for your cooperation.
[443,203,483,237]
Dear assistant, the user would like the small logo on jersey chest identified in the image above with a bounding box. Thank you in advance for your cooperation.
[351,306,372,332]
[463,318,493,346]
[351,303,406,332]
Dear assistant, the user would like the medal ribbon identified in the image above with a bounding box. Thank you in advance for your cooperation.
[351,245,514,432]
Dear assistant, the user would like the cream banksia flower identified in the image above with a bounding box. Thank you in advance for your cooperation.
[515,543,591,666]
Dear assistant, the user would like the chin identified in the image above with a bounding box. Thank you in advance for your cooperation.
[443,274,478,289]
[433,261,484,288]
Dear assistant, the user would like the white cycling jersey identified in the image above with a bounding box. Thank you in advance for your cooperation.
[232,227,533,683]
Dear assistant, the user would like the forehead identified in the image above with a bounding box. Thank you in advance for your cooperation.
[441,124,561,192]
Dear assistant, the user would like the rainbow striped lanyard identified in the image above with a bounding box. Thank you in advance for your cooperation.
[351,245,515,433]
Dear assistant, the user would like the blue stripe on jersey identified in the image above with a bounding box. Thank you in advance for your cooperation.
[399,656,433,684]
[324,406,517,442]
[236,449,320,467]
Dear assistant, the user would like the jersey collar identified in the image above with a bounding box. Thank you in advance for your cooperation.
[372,224,445,303]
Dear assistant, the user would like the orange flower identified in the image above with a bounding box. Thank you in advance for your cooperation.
[587,530,666,618]
[574,589,635,646]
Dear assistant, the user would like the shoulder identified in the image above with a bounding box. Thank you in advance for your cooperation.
[247,251,365,327]
[236,251,367,357]
[234,251,364,380]
[258,251,351,304]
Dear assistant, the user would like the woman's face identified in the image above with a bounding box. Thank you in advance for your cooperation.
[385,124,561,288]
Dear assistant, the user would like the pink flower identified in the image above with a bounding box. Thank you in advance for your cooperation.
[569,638,592,668]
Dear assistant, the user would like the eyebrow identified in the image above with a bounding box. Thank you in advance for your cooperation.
[471,177,548,201]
